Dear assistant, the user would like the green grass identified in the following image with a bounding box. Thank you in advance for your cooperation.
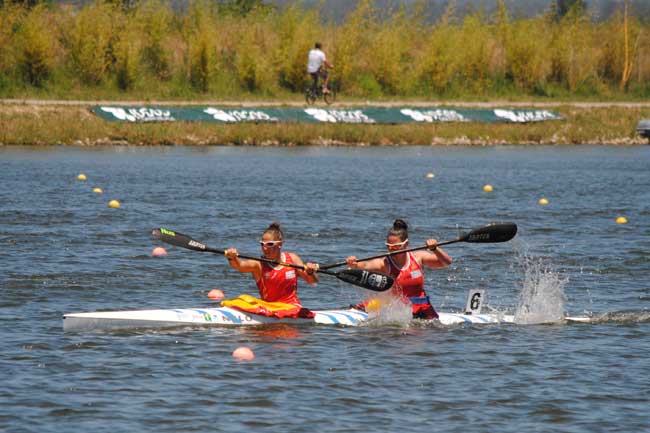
[1,103,649,146]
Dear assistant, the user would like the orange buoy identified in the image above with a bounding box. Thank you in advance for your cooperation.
[232,346,255,361]
[152,247,167,257]
[208,289,225,300]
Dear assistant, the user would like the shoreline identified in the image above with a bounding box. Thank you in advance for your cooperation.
[1,100,649,146]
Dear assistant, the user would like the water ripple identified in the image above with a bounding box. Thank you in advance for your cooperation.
[1,145,650,433]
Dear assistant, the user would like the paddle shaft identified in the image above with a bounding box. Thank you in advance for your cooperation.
[201,245,339,276]
[151,228,394,291]
[320,222,517,270]
[320,238,459,270]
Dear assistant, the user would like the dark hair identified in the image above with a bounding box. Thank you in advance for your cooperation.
[387,219,408,241]
[315,42,322,49]
[264,222,284,240]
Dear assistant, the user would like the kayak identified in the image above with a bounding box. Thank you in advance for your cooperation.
[63,307,368,332]
[63,306,517,332]
[62,305,592,332]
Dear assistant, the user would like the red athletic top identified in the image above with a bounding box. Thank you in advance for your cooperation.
[385,252,427,299]
[256,252,301,305]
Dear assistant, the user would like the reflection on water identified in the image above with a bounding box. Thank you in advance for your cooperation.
[244,324,303,341]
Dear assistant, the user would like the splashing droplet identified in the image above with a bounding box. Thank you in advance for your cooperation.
[514,253,568,325]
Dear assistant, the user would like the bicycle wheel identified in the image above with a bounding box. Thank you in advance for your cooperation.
[323,89,336,105]
[305,88,316,105]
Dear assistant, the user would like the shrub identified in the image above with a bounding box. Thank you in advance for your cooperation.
[0,4,25,76]
[184,1,218,93]
[231,12,276,93]
[333,0,374,95]
[14,4,59,87]
[63,2,121,85]
[506,18,551,91]
[274,7,319,92]
[136,0,174,80]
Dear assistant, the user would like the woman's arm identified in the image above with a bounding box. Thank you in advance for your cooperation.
[290,253,319,285]
[225,248,262,280]
[417,239,452,269]
[345,256,387,273]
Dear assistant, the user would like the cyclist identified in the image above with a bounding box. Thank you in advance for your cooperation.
[307,42,334,94]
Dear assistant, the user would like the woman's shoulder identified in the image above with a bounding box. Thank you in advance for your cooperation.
[410,249,430,261]
[286,251,301,263]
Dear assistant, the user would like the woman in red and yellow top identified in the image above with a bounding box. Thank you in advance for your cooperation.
[224,222,319,306]
[345,219,452,319]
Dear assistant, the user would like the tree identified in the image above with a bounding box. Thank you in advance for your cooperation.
[556,0,586,18]
[620,0,637,90]
[217,0,274,16]
[1,0,44,8]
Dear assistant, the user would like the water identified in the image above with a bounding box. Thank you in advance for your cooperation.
[1,145,649,432]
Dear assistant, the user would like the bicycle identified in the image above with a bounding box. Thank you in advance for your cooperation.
[305,80,336,105]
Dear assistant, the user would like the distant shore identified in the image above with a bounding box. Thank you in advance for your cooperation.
[1,100,649,146]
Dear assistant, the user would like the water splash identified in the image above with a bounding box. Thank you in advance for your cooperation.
[364,293,412,327]
[513,252,568,325]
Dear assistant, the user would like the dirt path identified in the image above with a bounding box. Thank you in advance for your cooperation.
[3,98,650,108]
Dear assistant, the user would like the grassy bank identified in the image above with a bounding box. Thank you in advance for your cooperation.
[1,1,650,101]
[1,102,649,146]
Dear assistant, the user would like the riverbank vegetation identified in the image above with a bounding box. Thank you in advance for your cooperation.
[1,0,649,101]
[2,103,649,145]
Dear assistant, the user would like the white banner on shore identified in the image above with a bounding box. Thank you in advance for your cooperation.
[93,106,563,124]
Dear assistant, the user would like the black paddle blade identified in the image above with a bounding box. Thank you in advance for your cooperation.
[463,223,517,243]
[151,228,208,251]
[335,269,394,292]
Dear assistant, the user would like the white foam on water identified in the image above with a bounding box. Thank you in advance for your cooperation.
[513,250,568,325]
[365,293,413,327]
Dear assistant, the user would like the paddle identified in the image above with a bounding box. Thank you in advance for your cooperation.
[151,228,393,292]
[320,222,518,270]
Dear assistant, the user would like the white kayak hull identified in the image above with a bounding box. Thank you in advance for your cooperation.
[63,307,369,332]
[62,306,533,332]
[63,307,592,332]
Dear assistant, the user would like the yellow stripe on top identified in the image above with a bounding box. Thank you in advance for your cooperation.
[221,294,300,313]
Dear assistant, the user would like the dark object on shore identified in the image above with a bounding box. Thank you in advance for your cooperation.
[637,119,650,140]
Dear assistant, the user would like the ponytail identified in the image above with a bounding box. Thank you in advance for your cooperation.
[263,222,284,241]
[387,219,408,241]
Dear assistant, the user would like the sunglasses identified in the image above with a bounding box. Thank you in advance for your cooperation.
[385,239,408,248]
[260,240,282,247]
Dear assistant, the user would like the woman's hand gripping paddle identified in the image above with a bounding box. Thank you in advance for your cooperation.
[151,228,393,292]
[319,222,518,270]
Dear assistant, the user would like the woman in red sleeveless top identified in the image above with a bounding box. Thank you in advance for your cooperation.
[346,219,452,319]
[224,222,319,306]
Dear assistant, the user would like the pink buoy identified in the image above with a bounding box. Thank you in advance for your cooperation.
[232,346,255,361]
[152,247,167,257]
[207,289,225,300]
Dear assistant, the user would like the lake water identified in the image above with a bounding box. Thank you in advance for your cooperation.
[1,145,649,432]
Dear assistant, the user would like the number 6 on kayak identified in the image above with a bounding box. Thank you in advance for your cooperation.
[151,228,394,292]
